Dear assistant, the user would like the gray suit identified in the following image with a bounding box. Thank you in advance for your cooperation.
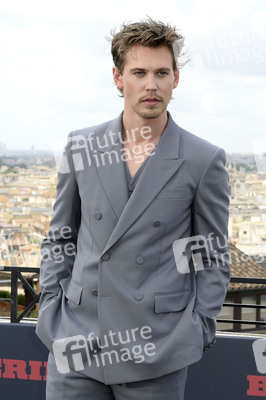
[36,112,230,386]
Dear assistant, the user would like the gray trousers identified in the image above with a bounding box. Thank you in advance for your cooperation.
[46,353,188,400]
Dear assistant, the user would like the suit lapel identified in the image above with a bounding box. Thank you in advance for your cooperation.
[93,113,128,220]
[103,113,184,253]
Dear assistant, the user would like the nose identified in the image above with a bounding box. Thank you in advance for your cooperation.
[145,73,157,91]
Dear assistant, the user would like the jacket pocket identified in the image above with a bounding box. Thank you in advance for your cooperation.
[59,277,83,305]
[154,289,192,313]
[155,189,191,200]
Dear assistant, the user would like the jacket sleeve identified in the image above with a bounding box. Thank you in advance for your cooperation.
[39,133,81,308]
[192,147,230,349]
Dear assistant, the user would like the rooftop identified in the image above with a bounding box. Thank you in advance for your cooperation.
[229,243,266,291]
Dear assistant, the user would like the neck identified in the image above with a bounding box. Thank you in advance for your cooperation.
[122,108,168,145]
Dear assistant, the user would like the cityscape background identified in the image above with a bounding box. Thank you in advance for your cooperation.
[0,149,265,269]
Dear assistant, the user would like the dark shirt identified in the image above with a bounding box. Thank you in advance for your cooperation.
[123,154,153,198]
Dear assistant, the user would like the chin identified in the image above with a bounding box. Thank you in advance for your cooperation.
[135,107,166,119]
[137,109,166,120]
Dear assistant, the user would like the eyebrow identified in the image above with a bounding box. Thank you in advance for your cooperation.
[130,67,172,73]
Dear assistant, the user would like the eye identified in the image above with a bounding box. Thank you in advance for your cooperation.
[157,71,168,76]
[134,71,145,76]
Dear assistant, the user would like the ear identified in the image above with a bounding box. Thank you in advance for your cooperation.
[173,70,179,89]
[113,67,124,90]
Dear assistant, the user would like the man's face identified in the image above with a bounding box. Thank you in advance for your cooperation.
[113,44,179,120]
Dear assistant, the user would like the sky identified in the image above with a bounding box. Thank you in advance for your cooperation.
[0,0,265,154]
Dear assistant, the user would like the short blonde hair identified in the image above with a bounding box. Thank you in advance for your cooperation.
[110,17,185,73]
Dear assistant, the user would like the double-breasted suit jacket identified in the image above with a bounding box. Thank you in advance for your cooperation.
[36,112,230,385]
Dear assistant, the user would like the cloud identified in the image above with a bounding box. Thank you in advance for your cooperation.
[0,0,265,152]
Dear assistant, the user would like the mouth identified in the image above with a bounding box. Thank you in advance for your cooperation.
[142,97,161,107]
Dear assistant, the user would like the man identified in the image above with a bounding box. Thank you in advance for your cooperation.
[36,17,230,400]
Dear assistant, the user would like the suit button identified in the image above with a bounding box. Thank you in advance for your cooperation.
[101,253,110,261]
[152,220,161,227]
[91,289,98,296]
[136,256,144,265]
[134,293,144,301]
[95,212,102,220]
